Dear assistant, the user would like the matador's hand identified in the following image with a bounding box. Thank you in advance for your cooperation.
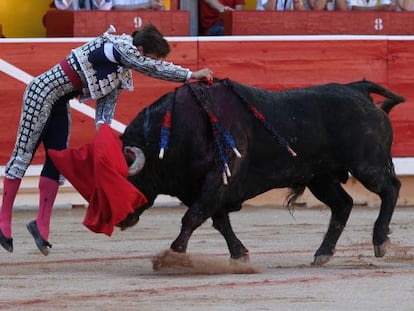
[191,68,214,82]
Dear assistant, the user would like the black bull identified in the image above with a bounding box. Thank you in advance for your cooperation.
[119,78,404,265]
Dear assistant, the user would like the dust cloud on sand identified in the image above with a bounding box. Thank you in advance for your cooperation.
[152,249,261,274]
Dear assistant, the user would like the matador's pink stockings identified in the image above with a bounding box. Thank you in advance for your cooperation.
[36,176,59,240]
[0,177,22,238]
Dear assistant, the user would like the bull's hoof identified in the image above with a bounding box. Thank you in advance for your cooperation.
[116,213,140,231]
[230,253,250,264]
[230,248,250,264]
[374,238,390,258]
[170,244,186,253]
[312,254,333,266]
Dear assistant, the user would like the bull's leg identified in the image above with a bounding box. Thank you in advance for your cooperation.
[170,173,228,254]
[211,211,249,261]
[353,166,400,257]
[307,178,353,265]
[372,175,400,257]
[170,201,212,253]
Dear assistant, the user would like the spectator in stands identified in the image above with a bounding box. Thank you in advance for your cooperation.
[349,0,397,10]
[256,0,348,10]
[308,0,330,9]
[199,0,245,36]
[0,24,213,256]
[112,0,165,9]
[397,0,414,9]
[308,0,351,9]
[256,0,306,10]
[333,0,349,9]
[54,0,113,10]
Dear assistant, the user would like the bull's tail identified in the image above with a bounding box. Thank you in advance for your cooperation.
[346,80,405,114]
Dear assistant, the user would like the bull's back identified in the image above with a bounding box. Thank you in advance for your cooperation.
[244,82,393,149]
[227,82,393,195]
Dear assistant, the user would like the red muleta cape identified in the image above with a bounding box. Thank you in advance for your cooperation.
[48,124,147,236]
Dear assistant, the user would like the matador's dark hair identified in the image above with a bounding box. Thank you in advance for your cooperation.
[132,24,171,58]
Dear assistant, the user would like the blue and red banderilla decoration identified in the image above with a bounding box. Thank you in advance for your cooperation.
[158,78,296,185]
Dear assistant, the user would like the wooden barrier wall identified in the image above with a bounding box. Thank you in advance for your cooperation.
[1,36,413,166]
[43,10,414,38]
[43,10,190,37]
[224,11,414,35]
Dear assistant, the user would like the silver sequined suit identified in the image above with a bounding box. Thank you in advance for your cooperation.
[5,29,191,180]
[5,63,75,179]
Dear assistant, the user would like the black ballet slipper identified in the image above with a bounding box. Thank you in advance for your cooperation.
[26,220,52,256]
[0,228,13,253]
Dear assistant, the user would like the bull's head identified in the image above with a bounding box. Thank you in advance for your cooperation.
[123,146,145,176]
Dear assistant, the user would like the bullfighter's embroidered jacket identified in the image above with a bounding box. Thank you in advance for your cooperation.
[4,27,192,179]
[70,30,191,125]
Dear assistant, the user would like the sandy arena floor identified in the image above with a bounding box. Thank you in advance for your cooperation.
[0,204,413,311]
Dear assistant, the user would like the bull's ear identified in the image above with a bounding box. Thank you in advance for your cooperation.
[124,146,145,176]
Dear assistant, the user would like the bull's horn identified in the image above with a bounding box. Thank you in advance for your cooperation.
[124,146,145,176]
